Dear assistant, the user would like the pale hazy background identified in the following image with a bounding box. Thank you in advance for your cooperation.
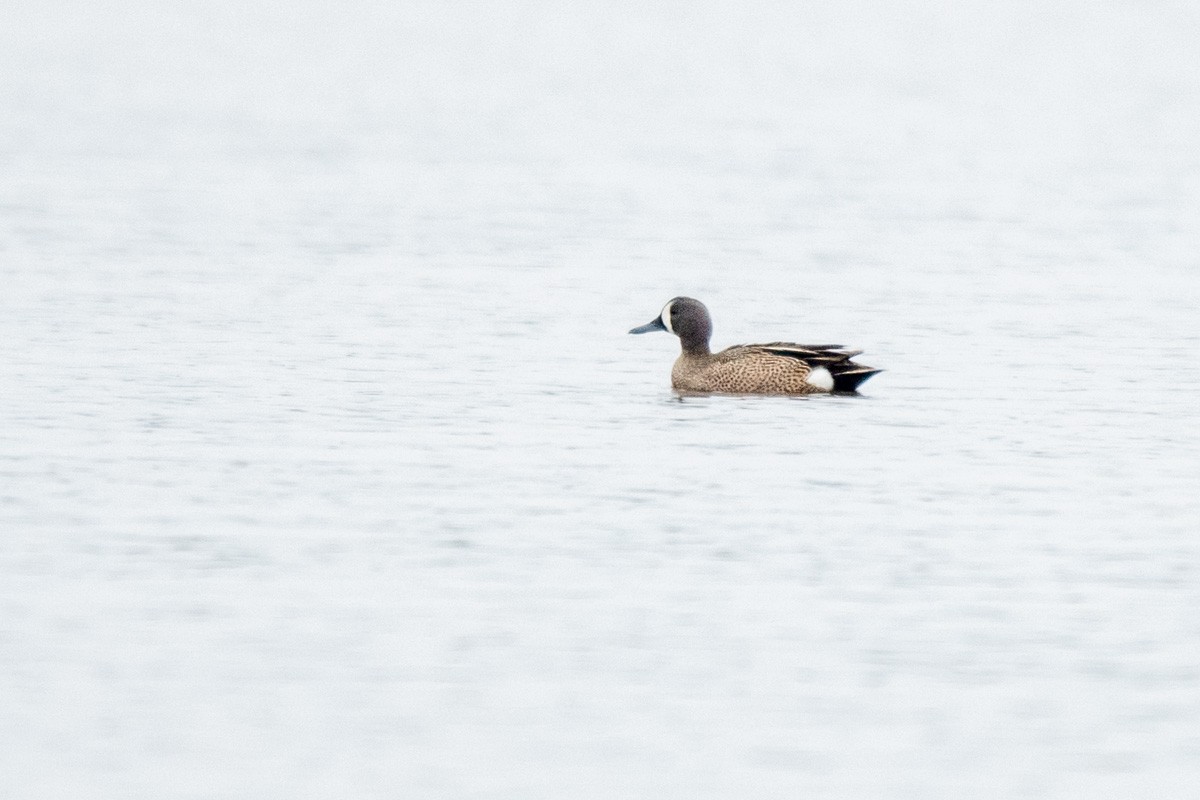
[3,1,1199,797]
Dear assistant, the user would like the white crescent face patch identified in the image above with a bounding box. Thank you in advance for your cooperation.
[660,301,675,334]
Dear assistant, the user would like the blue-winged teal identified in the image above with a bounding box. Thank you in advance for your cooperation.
[629,297,881,394]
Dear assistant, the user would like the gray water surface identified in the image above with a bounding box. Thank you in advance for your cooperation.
[3,1,1200,798]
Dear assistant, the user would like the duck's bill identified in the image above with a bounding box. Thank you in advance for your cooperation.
[628,317,667,334]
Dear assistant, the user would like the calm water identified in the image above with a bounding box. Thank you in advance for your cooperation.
[3,1,1200,797]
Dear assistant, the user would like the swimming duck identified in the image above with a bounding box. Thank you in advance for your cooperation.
[629,297,880,394]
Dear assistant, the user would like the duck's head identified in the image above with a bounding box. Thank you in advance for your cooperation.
[629,296,712,353]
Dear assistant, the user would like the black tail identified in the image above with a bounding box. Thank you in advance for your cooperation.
[830,366,882,394]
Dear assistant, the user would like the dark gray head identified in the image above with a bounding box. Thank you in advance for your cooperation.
[628,296,713,353]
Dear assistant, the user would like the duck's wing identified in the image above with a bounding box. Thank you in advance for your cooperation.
[755,342,881,392]
[756,343,861,363]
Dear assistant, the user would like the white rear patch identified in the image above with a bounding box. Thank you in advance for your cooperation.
[660,301,674,334]
[805,366,834,391]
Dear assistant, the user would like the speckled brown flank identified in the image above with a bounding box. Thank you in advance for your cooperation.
[672,347,824,394]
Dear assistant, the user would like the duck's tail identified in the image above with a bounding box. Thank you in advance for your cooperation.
[829,364,882,393]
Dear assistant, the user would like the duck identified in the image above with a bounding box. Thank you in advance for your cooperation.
[629,297,880,395]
